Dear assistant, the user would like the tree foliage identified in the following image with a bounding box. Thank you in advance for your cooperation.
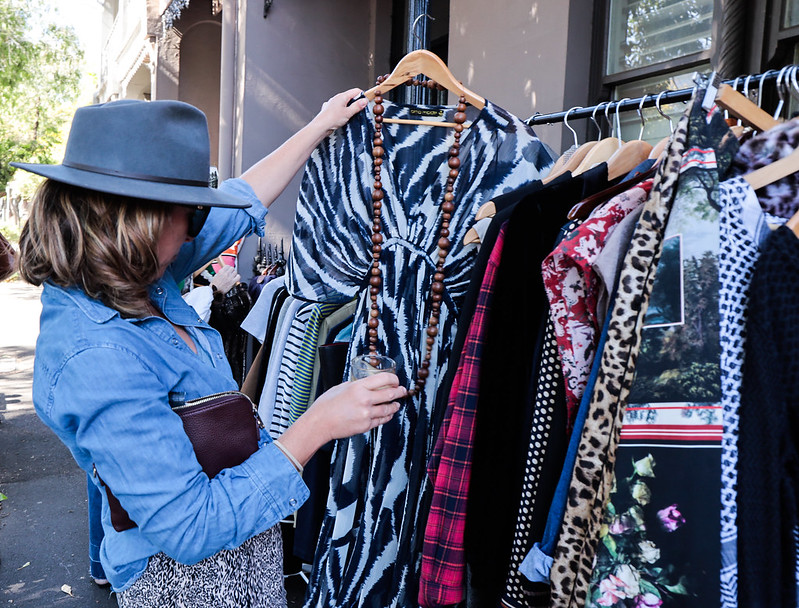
[0,0,83,192]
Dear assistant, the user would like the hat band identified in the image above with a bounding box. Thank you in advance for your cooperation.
[63,160,209,187]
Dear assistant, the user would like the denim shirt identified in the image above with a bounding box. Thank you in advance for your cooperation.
[31,178,309,592]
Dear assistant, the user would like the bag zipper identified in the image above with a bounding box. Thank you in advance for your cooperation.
[172,390,265,430]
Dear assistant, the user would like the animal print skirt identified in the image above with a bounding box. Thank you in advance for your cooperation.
[116,524,286,608]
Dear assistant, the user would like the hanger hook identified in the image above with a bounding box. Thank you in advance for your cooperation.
[774,65,790,119]
[758,70,772,108]
[563,106,581,148]
[655,90,674,134]
[411,13,435,45]
[743,74,754,102]
[591,104,603,141]
[790,65,799,105]
[604,101,614,137]
[614,97,630,142]
[637,95,648,141]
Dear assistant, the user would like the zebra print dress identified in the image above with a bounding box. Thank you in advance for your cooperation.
[288,99,554,608]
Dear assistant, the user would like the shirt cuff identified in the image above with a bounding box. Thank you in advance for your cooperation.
[240,439,309,521]
[218,178,268,237]
[519,542,553,583]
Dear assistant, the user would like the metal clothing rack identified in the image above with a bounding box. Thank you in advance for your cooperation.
[525,68,789,126]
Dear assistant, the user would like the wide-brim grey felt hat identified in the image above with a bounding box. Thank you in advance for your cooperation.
[11,99,251,209]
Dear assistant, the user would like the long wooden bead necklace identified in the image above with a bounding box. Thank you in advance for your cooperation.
[367,77,468,397]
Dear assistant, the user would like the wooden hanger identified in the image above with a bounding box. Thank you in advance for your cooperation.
[542,106,599,184]
[363,50,485,128]
[743,146,799,191]
[573,101,623,175]
[475,200,496,220]
[604,97,652,180]
[606,140,653,180]
[787,207,799,238]
[714,83,779,132]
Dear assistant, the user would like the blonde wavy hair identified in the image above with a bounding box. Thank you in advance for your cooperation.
[18,179,170,318]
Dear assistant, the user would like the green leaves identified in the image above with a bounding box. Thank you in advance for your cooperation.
[0,0,82,192]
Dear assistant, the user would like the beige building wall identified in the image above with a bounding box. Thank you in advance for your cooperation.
[219,0,391,254]
[448,0,595,155]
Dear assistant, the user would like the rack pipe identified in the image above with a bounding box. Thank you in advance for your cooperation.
[526,68,785,126]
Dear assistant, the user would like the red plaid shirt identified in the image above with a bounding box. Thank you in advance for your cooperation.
[419,225,507,608]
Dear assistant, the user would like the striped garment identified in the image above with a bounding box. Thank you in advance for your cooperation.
[288,99,553,608]
[288,302,342,423]
[269,301,316,438]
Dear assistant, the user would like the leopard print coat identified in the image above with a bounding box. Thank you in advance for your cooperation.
[547,100,692,608]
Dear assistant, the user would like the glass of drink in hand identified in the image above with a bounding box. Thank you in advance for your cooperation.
[350,354,397,380]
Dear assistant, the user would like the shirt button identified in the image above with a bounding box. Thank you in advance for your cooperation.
[172,338,179,346]
[289,498,298,507]
[155,287,164,295]
[216,353,223,359]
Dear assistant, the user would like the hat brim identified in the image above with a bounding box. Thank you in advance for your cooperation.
[10,162,252,209]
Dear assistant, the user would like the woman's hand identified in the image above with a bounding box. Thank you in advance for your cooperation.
[276,373,406,468]
[209,264,239,295]
[240,87,368,208]
[310,88,369,137]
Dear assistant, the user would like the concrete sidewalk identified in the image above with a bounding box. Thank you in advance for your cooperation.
[0,281,117,607]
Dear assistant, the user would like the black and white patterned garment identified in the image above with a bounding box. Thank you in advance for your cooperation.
[501,318,562,608]
[718,176,785,608]
[288,99,553,608]
[116,525,285,608]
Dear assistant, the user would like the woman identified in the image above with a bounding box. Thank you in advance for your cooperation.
[14,91,405,606]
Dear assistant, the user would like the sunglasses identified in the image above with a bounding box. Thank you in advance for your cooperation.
[188,205,210,238]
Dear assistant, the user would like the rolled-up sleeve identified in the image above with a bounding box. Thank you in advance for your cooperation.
[170,178,268,283]
[51,345,309,565]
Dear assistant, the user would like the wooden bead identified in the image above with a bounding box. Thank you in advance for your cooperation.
[371,267,381,276]
[375,115,383,124]
[368,328,378,337]
[421,359,431,369]
[374,157,383,166]
[418,367,429,379]
[373,104,384,116]
[454,124,464,133]
[373,146,384,158]
[434,272,445,282]
[449,169,459,178]
[426,336,435,346]
[440,228,449,238]
[373,181,382,190]
[370,286,379,295]
[429,316,439,326]
[438,237,450,249]
[449,146,459,157]
[448,157,461,170]
[427,326,438,337]
[373,200,382,209]
[372,189,384,201]
[373,137,383,147]
[371,233,383,245]
[369,275,382,287]
[453,111,467,124]
[431,281,444,294]
[370,308,379,317]
[432,293,442,302]
[456,103,467,113]
[441,201,455,213]
[368,317,379,329]
[444,192,454,202]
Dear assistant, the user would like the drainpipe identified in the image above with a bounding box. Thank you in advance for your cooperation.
[218,0,237,180]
